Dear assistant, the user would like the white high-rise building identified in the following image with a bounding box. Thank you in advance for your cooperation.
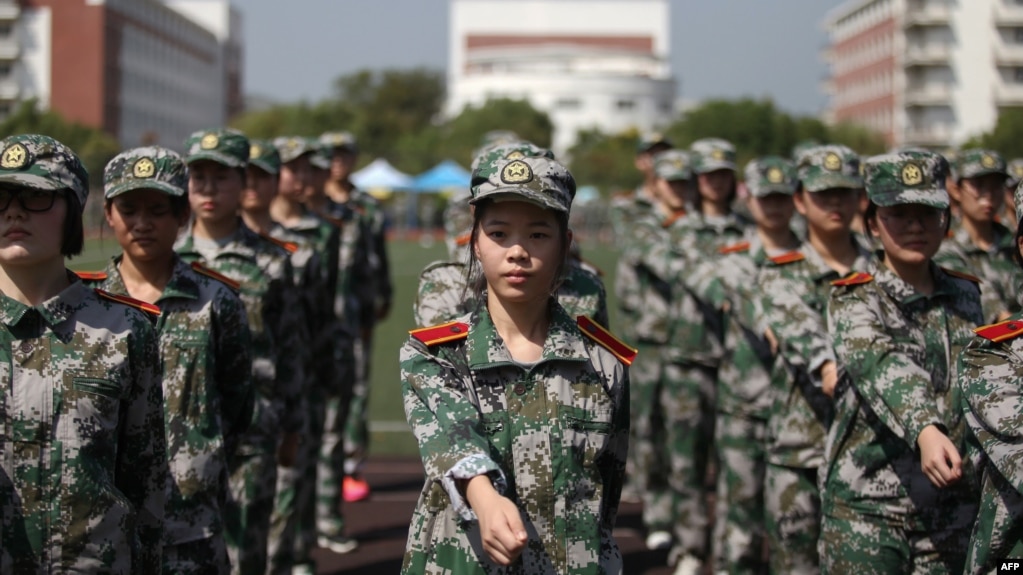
[824,0,1023,148]
[447,0,676,155]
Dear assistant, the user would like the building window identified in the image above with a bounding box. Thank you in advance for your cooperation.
[1015,28,1023,44]
[1014,67,1023,83]
[616,99,635,110]
[556,98,581,109]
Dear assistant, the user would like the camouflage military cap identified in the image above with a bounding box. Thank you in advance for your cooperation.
[954,149,1007,181]
[470,140,554,171]
[248,139,281,175]
[796,144,862,192]
[863,151,950,209]
[652,149,692,182]
[310,144,331,170]
[184,128,249,168]
[104,146,186,199]
[690,138,736,173]
[744,156,797,198]
[637,131,673,153]
[470,156,576,213]
[1007,158,1023,189]
[0,134,89,206]
[273,136,317,164]
[444,188,473,240]
[319,131,358,154]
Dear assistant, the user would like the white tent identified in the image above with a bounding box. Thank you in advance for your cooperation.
[350,158,414,191]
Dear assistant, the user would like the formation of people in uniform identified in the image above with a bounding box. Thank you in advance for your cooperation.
[1,121,1022,575]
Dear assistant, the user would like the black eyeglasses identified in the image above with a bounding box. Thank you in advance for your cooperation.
[0,189,62,212]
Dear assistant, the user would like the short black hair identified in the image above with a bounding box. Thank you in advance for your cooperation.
[63,192,84,257]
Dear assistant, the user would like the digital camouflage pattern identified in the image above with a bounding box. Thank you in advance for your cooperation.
[795,145,862,193]
[690,137,736,174]
[442,189,473,261]
[470,156,576,214]
[652,149,691,182]
[87,256,253,563]
[470,140,554,172]
[0,276,166,574]
[184,128,250,168]
[935,221,1022,323]
[400,301,629,574]
[319,131,359,155]
[0,134,90,206]
[249,139,281,175]
[413,258,610,329]
[953,149,1007,181]
[862,151,950,209]
[273,136,316,164]
[957,313,1023,574]
[175,222,304,575]
[1005,158,1023,190]
[744,156,797,198]
[823,262,982,574]
[103,146,187,199]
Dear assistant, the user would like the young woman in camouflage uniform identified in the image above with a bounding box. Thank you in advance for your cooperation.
[400,155,632,574]
[0,134,167,573]
[956,179,1023,574]
[823,151,982,574]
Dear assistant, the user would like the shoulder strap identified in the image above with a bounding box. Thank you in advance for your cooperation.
[942,267,982,284]
[577,315,638,366]
[75,270,108,281]
[770,251,805,265]
[95,289,161,317]
[831,272,874,287]
[974,319,1023,343]
[409,321,470,346]
[190,262,241,291]
[718,241,750,255]
[258,232,298,254]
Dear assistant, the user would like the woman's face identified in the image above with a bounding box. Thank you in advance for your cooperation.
[697,169,734,207]
[188,160,243,226]
[870,203,947,267]
[795,187,860,236]
[279,155,312,202]
[474,200,567,306]
[952,174,1004,224]
[655,178,689,211]
[0,186,67,268]
[105,189,186,263]
[748,193,795,232]
[242,166,277,212]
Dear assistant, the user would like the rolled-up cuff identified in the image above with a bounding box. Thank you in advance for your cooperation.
[442,453,507,523]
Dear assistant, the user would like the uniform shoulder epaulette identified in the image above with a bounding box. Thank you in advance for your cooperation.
[409,321,469,346]
[259,233,298,254]
[974,318,1023,343]
[454,233,471,247]
[718,241,750,255]
[190,262,241,292]
[770,251,805,265]
[577,315,638,366]
[94,289,161,317]
[831,272,874,287]
[942,267,982,284]
[662,210,686,228]
[75,270,108,281]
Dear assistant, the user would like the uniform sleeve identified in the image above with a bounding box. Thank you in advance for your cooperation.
[265,258,306,434]
[601,364,630,528]
[117,317,167,575]
[593,276,611,330]
[828,287,944,447]
[213,287,254,459]
[369,206,393,315]
[957,339,1023,493]
[414,265,467,328]
[399,339,507,522]
[756,268,835,384]
[354,218,377,330]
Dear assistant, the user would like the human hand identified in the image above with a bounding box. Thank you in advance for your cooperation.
[764,327,778,356]
[821,361,838,398]
[917,425,962,488]
[465,475,527,565]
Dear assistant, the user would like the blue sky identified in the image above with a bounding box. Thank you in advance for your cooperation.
[243,0,846,116]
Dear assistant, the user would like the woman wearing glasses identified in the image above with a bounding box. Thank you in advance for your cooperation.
[0,135,167,573]
[823,151,981,574]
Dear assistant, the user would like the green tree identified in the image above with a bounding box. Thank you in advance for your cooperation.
[0,99,120,186]
[566,128,643,193]
[962,107,1023,158]
[826,122,887,156]
[436,98,554,169]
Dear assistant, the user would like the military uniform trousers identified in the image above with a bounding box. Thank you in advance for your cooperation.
[713,412,767,575]
[765,463,820,575]
[965,466,1023,575]
[225,449,278,575]
[630,340,673,532]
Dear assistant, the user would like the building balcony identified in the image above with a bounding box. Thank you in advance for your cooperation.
[995,84,1023,105]
[0,78,19,101]
[904,84,952,106]
[903,3,950,27]
[994,42,1023,65]
[994,3,1023,27]
[0,2,19,22]
[904,44,951,66]
[0,37,18,61]
[903,126,952,147]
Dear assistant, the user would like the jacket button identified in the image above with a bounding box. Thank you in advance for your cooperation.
[514,384,526,395]
[18,342,31,354]
[1009,323,1019,331]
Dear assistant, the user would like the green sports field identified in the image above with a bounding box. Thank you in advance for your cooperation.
[71,236,622,457]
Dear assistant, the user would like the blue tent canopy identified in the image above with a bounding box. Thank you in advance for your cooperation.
[412,160,471,192]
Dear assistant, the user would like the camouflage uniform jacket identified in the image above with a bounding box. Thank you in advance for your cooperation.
[609,187,655,239]
[0,275,166,573]
[326,190,389,329]
[612,192,657,341]
[356,189,393,322]
[614,208,679,345]
[825,261,982,528]
[400,301,630,574]
[323,197,374,332]
[90,256,254,545]
[935,222,1022,323]
[661,211,749,367]
[413,257,610,329]
[175,223,305,452]
[753,238,874,468]
[688,233,788,419]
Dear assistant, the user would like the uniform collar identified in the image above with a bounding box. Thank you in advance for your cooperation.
[274,211,322,233]
[466,299,590,370]
[949,221,1015,253]
[798,235,874,281]
[0,272,90,331]
[872,259,959,306]
[102,255,199,304]
[175,219,261,262]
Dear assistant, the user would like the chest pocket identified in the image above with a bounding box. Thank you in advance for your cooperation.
[480,412,511,472]
[62,370,124,442]
[562,405,612,472]
[162,332,213,428]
